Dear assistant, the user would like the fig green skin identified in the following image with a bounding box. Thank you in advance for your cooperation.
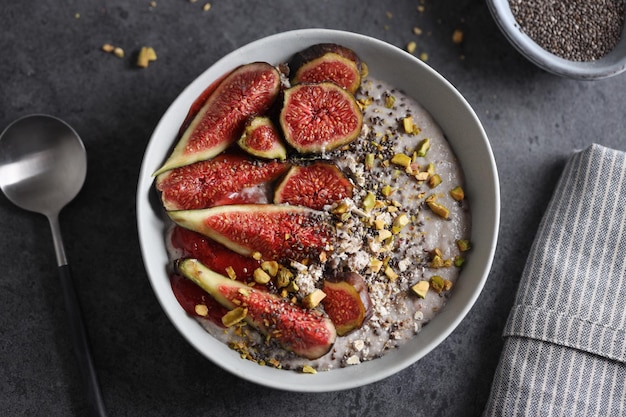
[177,258,337,360]
[279,82,363,154]
[153,62,281,176]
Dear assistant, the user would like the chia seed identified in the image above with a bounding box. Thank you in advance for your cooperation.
[509,0,625,61]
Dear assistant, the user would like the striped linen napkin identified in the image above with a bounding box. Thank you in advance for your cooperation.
[483,144,626,416]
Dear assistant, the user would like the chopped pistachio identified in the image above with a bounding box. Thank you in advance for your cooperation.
[285,280,299,293]
[261,260,279,277]
[381,184,395,197]
[427,200,450,219]
[252,251,263,260]
[276,267,293,288]
[430,275,445,293]
[450,186,465,201]
[426,163,435,176]
[332,200,350,215]
[392,213,409,233]
[377,229,393,242]
[302,365,317,374]
[391,153,412,168]
[253,268,271,284]
[370,258,383,273]
[222,307,247,327]
[194,304,209,317]
[456,239,471,252]
[428,174,442,188]
[384,266,398,280]
[415,171,429,181]
[374,218,386,230]
[416,138,431,157]
[362,191,376,212]
[364,153,375,170]
[403,116,417,134]
[443,279,453,291]
[136,46,157,68]
[453,255,465,267]
[225,266,237,280]
[384,94,396,108]
[411,280,429,298]
[430,254,445,268]
[302,289,326,309]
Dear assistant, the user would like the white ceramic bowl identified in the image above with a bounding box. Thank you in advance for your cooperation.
[137,29,500,392]
[488,0,626,80]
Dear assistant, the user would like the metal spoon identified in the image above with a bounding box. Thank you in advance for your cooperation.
[0,114,107,417]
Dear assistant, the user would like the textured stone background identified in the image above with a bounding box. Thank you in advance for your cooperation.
[1,1,625,416]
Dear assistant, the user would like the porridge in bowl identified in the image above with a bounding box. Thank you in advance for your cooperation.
[153,43,471,372]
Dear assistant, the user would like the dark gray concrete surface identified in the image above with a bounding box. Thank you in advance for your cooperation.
[1,1,624,416]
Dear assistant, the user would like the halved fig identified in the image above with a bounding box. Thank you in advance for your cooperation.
[153,62,281,175]
[279,82,363,154]
[168,204,335,262]
[321,272,373,336]
[237,116,287,160]
[274,161,353,210]
[156,153,289,210]
[177,258,337,359]
[290,43,362,94]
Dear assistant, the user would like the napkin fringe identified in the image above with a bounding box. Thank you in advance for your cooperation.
[504,304,626,363]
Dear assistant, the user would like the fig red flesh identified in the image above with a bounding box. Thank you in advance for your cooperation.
[237,116,287,160]
[154,62,281,175]
[322,272,373,336]
[156,153,289,210]
[279,82,363,154]
[168,204,335,262]
[290,44,362,94]
[274,161,353,210]
[177,258,337,359]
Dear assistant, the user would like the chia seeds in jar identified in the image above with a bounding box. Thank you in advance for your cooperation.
[509,0,625,61]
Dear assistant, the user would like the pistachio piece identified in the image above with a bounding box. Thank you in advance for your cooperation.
[384,94,396,108]
[302,289,327,309]
[364,153,375,170]
[302,365,317,374]
[450,186,465,201]
[222,307,248,327]
[381,184,395,197]
[195,304,209,317]
[137,46,157,68]
[391,153,412,169]
[428,174,442,188]
[253,267,271,284]
[392,213,409,234]
[416,138,431,157]
[370,258,383,273]
[362,191,376,212]
[456,239,471,252]
[225,266,237,280]
[261,260,279,277]
[430,275,445,293]
[427,200,450,219]
[411,280,429,298]
[384,266,398,280]
[276,266,293,288]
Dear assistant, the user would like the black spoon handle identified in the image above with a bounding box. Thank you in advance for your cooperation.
[59,264,108,417]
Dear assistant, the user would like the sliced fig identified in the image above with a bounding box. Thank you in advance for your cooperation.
[169,226,261,280]
[156,153,289,211]
[274,161,353,210]
[153,62,281,175]
[168,204,335,262]
[321,272,373,336]
[237,116,287,160]
[290,43,362,94]
[279,82,363,154]
[177,258,337,359]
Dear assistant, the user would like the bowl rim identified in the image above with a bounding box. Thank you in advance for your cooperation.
[487,0,626,80]
[136,28,500,392]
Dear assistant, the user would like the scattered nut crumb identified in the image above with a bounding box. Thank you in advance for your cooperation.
[406,41,417,54]
[203,2,211,11]
[452,29,464,44]
[101,43,115,53]
[149,1,157,7]
[413,27,422,36]
[136,46,157,68]
[194,304,208,317]
[113,47,124,58]
[419,52,428,61]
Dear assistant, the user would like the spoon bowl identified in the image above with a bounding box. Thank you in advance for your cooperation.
[0,114,107,417]
[0,114,86,217]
